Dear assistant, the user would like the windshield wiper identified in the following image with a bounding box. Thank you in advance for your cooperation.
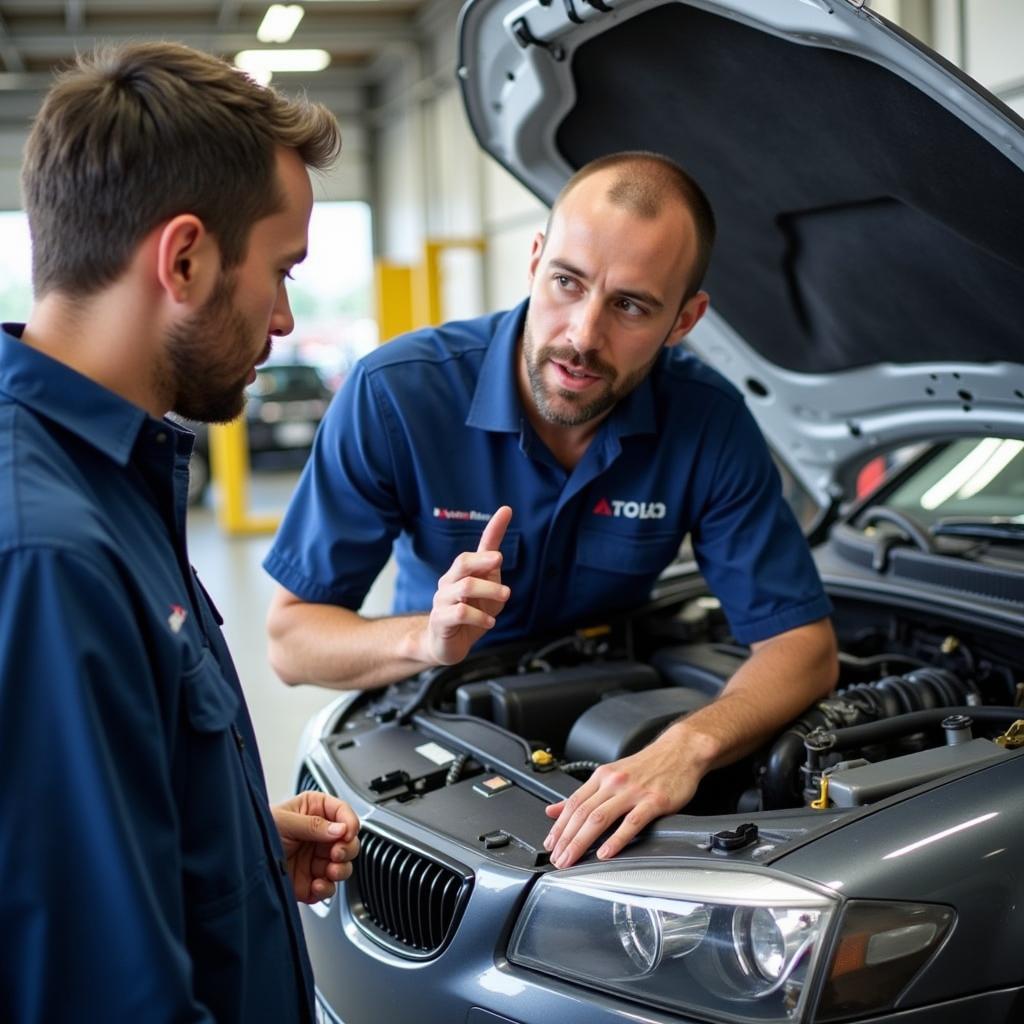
[931,516,1024,543]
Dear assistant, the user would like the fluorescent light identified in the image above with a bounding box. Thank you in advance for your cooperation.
[919,437,1002,510]
[257,4,305,44]
[956,438,1024,500]
[235,49,331,79]
[244,66,274,86]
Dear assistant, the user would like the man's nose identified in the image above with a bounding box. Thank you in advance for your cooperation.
[567,297,604,357]
[270,283,295,337]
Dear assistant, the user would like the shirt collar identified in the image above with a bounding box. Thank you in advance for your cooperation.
[0,323,179,466]
[463,300,659,439]
[465,301,529,433]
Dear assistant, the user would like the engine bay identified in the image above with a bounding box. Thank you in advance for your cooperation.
[321,588,1024,824]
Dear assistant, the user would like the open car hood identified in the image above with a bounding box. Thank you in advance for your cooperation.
[457,0,1024,508]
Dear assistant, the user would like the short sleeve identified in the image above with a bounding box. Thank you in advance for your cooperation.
[263,363,404,609]
[0,546,214,1022]
[690,403,832,643]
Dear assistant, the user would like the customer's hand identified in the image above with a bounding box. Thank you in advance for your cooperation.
[422,505,513,665]
[272,791,360,904]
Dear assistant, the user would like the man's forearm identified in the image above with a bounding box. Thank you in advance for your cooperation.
[662,617,839,769]
[267,597,435,690]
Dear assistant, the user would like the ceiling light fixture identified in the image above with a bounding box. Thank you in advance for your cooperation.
[235,48,331,85]
[257,4,305,44]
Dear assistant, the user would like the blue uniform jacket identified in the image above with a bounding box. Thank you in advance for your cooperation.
[265,302,831,646]
[0,326,315,1023]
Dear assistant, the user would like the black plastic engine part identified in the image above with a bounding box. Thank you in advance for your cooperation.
[711,822,758,852]
[563,687,711,763]
[454,662,661,752]
[649,643,745,696]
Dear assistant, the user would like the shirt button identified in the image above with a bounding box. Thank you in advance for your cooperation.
[546,565,559,579]
[232,726,245,751]
[155,431,167,443]
[277,856,288,876]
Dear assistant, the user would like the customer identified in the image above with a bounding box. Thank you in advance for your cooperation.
[0,42,358,1023]
[264,152,838,870]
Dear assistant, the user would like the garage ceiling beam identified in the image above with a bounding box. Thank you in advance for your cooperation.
[3,20,416,58]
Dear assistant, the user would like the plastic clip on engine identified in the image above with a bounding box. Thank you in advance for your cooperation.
[710,823,758,853]
[368,769,410,794]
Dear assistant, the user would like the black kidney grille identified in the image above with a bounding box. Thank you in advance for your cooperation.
[295,765,323,794]
[352,830,469,956]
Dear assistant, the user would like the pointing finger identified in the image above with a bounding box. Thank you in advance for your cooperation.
[477,505,512,553]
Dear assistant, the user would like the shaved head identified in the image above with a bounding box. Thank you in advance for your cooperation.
[548,151,716,299]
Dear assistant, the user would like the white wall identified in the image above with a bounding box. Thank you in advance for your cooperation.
[370,0,546,321]
[932,0,1024,115]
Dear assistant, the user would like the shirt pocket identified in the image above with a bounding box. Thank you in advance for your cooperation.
[414,523,521,574]
[576,526,682,576]
[181,647,240,731]
[178,650,263,911]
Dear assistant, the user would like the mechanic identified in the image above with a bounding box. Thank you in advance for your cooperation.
[0,43,359,1023]
[264,151,838,870]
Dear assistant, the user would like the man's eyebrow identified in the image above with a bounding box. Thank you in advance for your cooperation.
[617,287,664,311]
[548,258,589,280]
[547,257,665,311]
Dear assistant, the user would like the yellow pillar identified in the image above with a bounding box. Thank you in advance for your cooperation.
[379,239,487,338]
[374,261,415,343]
[209,417,280,535]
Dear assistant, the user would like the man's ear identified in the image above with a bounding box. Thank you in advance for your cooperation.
[666,290,710,347]
[527,231,546,287]
[155,214,218,305]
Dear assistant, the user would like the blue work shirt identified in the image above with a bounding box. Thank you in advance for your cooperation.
[265,302,831,646]
[0,326,315,1023]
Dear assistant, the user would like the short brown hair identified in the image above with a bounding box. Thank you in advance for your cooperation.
[22,41,342,298]
[550,151,716,300]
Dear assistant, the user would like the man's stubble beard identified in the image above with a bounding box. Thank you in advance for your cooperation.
[522,315,662,428]
[161,272,261,424]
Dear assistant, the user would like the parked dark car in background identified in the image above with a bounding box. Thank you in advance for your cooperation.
[292,2,1024,1022]
[181,362,333,505]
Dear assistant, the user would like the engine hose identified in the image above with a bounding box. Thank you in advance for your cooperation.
[806,705,1021,755]
[761,667,974,809]
[763,708,862,810]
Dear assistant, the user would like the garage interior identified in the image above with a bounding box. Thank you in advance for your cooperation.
[0,0,1021,805]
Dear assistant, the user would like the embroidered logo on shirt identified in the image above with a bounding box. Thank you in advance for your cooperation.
[168,604,188,634]
[433,506,492,522]
[593,498,667,520]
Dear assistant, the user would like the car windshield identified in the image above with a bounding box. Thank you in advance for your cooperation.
[885,437,1024,526]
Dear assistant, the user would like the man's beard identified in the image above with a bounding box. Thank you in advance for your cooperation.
[161,273,263,424]
[522,316,660,428]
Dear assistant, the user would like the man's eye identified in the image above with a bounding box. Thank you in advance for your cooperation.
[617,298,643,316]
[554,274,575,289]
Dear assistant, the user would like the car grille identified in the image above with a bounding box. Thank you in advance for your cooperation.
[296,764,323,794]
[350,829,471,958]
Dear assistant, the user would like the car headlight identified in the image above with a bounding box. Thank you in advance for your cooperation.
[509,864,835,1022]
[508,864,953,1023]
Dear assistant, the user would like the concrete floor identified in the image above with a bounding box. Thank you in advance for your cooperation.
[186,469,396,803]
